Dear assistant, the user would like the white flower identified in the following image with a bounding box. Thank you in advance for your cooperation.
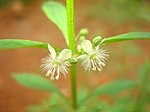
[78,40,108,72]
[41,44,72,80]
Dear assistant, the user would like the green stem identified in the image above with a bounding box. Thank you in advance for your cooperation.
[70,64,77,109]
[67,0,75,53]
[66,0,77,109]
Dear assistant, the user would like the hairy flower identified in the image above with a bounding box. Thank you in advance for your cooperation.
[78,40,108,72]
[41,44,71,80]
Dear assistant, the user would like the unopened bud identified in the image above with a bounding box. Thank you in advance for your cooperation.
[79,36,86,42]
[79,29,89,36]
[77,45,82,52]
[69,57,78,64]
[92,36,102,46]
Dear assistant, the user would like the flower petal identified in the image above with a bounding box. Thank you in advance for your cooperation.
[48,44,56,59]
[58,49,72,60]
[77,54,88,61]
[81,40,93,54]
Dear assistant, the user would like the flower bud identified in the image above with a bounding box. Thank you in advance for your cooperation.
[69,57,78,64]
[92,36,102,46]
[79,36,86,42]
[79,29,89,36]
[77,45,82,52]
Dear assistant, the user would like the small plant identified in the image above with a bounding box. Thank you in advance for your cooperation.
[0,0,150,111]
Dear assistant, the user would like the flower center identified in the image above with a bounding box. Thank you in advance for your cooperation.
[53,59,62,66]
[90,53,96,59]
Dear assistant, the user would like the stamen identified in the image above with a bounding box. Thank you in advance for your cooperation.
[91,60,96,71]
[51,69,56,80]
[56,67,60,80]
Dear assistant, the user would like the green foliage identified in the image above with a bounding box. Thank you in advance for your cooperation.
[0,0,11,8]
[12,73,58,92]
[0,0,36,9]
[92,80,136,96]
[101,32,150,44]
[27,94,72,112]
[134,61,150,112]
[21,0,35,4]
[138,61,150,83]
[0,0,149,111]
[106,61,150,112]
[89,0,150,24]
[0,39,47,49]
[78,80,136,108]
[42,1,68,45]
[13,73,69,105]
[0,39,60,51]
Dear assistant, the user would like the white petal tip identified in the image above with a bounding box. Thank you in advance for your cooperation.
[50,77,55,80]
[46,73,50,77]
[56,75,59,80]
[92,68,96,71]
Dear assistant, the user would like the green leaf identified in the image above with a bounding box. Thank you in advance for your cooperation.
[42,1,68,45]
[79,80,136,107]
[0,39,60,51]
[0,39,47,49]
[77,88,89,106]
[101,32,150,44]
[138,61,150,82]
[27,105,43,112]
[92,80,136,96]
[12,73,69,103]
[12,73,58,92]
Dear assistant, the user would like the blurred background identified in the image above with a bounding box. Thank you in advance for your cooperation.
[0,0,150,112]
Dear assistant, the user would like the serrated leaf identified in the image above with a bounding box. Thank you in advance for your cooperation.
[0,39,60,51]
[92,80,136,96]
[42,1,68,45]
[12,73,58,92]
[101,32,150,44]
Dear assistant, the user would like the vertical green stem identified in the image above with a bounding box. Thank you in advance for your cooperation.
[70,64,77,109]
[66,0,77,109]
[67,0,75,52]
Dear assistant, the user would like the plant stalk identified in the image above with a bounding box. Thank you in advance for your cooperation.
[66,0,77,109]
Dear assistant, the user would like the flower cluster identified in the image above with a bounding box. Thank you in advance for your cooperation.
[41,39,108,80]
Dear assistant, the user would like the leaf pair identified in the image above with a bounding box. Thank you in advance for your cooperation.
[0,1,150,50]
[0,31,150,50]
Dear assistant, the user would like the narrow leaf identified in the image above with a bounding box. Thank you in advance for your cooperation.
[101,32,150,44]
[92,80,136,96]
[138,61,150,82]
[42,1,68,45]
[79,80,136,107]
[12,73,69,103]
[0,39,60,51]
[0,39,47,49]
[12,73,58,92]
